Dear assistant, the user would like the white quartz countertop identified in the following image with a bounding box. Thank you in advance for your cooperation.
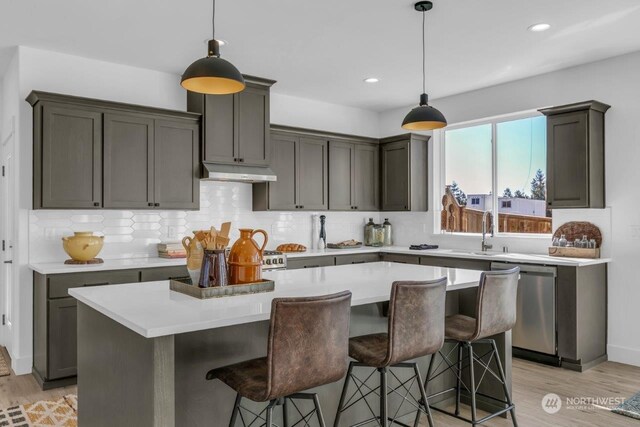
[30,245,609,275]
[287,246,610,267]
[69,262,481,338]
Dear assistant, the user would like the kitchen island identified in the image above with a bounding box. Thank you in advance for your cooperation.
[70,262,512,427]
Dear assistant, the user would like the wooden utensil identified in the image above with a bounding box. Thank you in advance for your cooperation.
[220,222,231,239]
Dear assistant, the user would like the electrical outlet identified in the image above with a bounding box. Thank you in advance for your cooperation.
[630,225,640,240]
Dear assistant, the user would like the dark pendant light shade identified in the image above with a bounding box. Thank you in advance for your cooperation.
[402,93,447,130]
[181,40,245,95]
[181,0,245,95]
[401,1,447,131]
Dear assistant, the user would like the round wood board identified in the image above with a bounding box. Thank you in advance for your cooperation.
[552,222,602,247]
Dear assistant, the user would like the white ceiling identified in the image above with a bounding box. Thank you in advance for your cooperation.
[1,0,640,111]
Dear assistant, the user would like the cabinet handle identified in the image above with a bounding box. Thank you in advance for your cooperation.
[148,202,154,207]
[300,205,304,209]
[93,202,100,207]
[155,203,160,207]
[404,206,408,209]
[83,282,109,287]
[239,158,245,163]
[233,158,238,162]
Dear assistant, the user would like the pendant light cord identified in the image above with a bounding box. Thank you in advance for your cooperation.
[422,10,426,95]
[212,0,216,39]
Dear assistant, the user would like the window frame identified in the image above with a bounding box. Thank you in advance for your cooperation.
[438,109,551,238]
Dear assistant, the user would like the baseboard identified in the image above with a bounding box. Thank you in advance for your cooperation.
[11,354,32,376]
[607,344,640,367]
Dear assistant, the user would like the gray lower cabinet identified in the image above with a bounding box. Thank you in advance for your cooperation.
[28,91,201,210]
[286,256,335,270]
[328,141,379,211]
[540,101,610,209]
[253,133,328,211]
[153,120,200,209]
[33,265,188,389]
[380,134,429,211]
[334,253,381,265]
[103,113,154,208]
[36,103,103,209]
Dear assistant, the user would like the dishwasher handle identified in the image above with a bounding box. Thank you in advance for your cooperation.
[490,262,557,277]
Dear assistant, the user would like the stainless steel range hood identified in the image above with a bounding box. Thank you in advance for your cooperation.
[201,162,277,183]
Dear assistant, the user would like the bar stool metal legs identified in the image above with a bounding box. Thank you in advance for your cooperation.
[424,339,518,426]
[229,393,325,427]
[334,361,435,427]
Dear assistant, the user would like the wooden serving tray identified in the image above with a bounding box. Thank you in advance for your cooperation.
[170,278,275,299]
[327,243,362,249]
[548,247,600,259]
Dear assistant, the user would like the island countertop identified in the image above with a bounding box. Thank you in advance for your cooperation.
[69,262,482,339]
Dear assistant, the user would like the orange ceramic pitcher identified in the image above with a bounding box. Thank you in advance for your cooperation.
[228,229,268,284]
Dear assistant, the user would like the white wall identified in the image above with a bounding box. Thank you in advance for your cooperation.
[271,92,380,137]
[6,46,382,374]
[380,50,640,366]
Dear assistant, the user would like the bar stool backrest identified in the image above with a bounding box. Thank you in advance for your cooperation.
[386,278,448,366]
[472,267,520,341]
[266,290,352,400]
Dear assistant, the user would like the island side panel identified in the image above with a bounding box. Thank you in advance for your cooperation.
[77,302,175,427]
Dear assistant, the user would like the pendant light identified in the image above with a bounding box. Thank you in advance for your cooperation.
[181,0,245,95]
[401,1,447,131]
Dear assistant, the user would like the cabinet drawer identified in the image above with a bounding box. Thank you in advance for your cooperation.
[286,256,335,270]
[48,269,140,299]
[140,266,189,282]
[335,253,380,265]
[419,256,490,271]
[380,253,420,265]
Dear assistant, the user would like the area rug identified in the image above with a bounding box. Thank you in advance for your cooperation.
[0,347,10,377]
[0,394,77,426]
[613,391,640,420]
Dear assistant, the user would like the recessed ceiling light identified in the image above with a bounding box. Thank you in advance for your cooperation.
[528,23,551,32]
[363,77,380,83]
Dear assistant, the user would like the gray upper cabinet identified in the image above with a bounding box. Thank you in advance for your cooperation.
[201,94,236,164]
[380,134,428,212]
[37,104,103,209]
[262,133,297,210]
[329,140,379,211]
[187,76,276,170]
[328,141,354,210]
[253,131,328,211]
[540,101,609,209]
[297,137,329,210]
[28,91,201,210]
[154,120,200,209]
[103,113,154,208]
[237,86,270,166]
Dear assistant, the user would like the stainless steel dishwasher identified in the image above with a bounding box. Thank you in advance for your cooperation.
[491,262,557,356]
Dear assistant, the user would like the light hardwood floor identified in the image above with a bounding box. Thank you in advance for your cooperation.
[0,346,638,426]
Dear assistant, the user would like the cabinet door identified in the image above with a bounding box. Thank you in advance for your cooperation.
[547,112,589,208]
[381,140,410,211]
[48,297,78,379]
[354,144,379,211]
[40,104,102,208]
[267,134,298,210]
[103,113,154,208]
[297,137,328,210]
[329,141,355,210]
[237,85,270,166]
[154,120,200,209]
[203,94,236,164]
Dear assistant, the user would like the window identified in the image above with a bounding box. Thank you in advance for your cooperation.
[442,114,550,235]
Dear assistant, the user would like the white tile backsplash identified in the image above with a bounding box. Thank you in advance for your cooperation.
[29,181,380,263]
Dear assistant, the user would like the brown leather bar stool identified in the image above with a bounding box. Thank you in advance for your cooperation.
[334,278,447,427]
[207,291,352,427]
[423,268,519,426]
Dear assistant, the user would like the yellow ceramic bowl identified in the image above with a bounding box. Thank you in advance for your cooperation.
[62,232,104,261]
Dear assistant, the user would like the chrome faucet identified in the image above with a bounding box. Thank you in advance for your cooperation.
[481,210,493,252]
